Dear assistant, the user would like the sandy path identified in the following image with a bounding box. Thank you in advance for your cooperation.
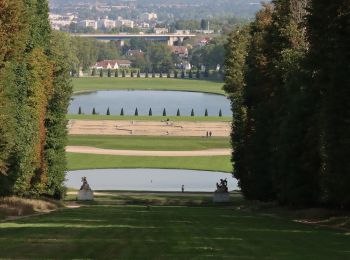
[68,119,231,137]
[66,146,231,157]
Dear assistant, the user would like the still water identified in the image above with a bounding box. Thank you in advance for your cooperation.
[66,169,238,192]
[69,90,231,116]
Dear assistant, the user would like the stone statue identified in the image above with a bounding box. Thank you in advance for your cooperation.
[78,176,94,200]
[215,178,228,193]
[80,177,91,191]
[213,178,230,203]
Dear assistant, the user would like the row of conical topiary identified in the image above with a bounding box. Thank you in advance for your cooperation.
[78,107,223,117]
[91,68,207,79]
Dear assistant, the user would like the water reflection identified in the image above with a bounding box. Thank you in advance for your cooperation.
[69,90,231,116]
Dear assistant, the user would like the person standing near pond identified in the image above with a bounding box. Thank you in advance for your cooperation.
[181,185,185,193]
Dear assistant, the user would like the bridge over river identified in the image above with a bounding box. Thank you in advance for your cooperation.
[73,33,196,46]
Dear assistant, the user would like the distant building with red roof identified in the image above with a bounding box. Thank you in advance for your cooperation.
[91,59,132,70]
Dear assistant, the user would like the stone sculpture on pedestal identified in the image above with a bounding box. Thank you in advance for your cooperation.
[213,178,230,203]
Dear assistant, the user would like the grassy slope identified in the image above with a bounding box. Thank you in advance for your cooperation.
[73,77,225,95]
[0,199,349,259]
[68,135,230,151]
[67,153,232,173]
[67,114,232,121]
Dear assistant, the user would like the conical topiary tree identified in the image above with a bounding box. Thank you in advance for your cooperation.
[219,109,222,117]
[115,69,119,77]
[91,68,96,76]
[108,69,111,77]
[160,71,163,78]
[92,107,96,115]
[122,70,126,77]
[135,108,138,116]
[137,70,140,78]
[145,71,149,78]
[107,107,110,115]
[176,108,180,116]
[99,69,103,77]
[149,108,152,116]
[78,106,82,115]
[131,71,134,77]
[204,109,208,117]
[152,70,155,78]
[120,108,124,116]
[174,70,178,78]
[167,71,171,78]
[191,109,194,117]
[204,66,209,77]
[163,108,166,116]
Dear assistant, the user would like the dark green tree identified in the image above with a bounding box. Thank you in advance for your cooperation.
[120,108,124,116]
[191,109,194,116]
[122,70,126,77]
[204,109,208,116]
[115,69,119,77]
[135,108,138,116]
[106,107,110,115]
[107,69,111,77]
[149,108,152,116]
[99,69,103,77]
[189,70,193,79]
[163,108,166,116]
[92,107,96,115]
[78,107,82,114]
[181,70,185,78]
[177,108,180,116]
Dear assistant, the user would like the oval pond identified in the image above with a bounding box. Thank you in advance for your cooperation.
[66,169,238,192]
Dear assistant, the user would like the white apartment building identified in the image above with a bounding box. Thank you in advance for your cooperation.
[78,20,98,30]
[154,28,168,34]
[140,12,158,21]
[97,17,116,29]
[116,19,134,28]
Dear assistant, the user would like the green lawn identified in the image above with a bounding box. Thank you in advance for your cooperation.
[67,114,232,122]
[68,135,230,151]
[67,153,232,172]
[0,195,349,259]
[73,77,225,95]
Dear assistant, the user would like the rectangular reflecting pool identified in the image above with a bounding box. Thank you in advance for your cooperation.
[66,169,238,192]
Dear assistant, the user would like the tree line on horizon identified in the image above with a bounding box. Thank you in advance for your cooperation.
[224,0,349,208]
[0,0,72,198]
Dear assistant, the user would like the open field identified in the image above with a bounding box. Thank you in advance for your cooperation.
[73,77,225,95]
[67,153,232,172]
[67,114,232,122]
[68,135,230,151]
[68,119,231,137]
[1,193,349,259]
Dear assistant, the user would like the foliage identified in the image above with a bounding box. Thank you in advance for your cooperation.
[0,0,72,198]
[224,0,350,208]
